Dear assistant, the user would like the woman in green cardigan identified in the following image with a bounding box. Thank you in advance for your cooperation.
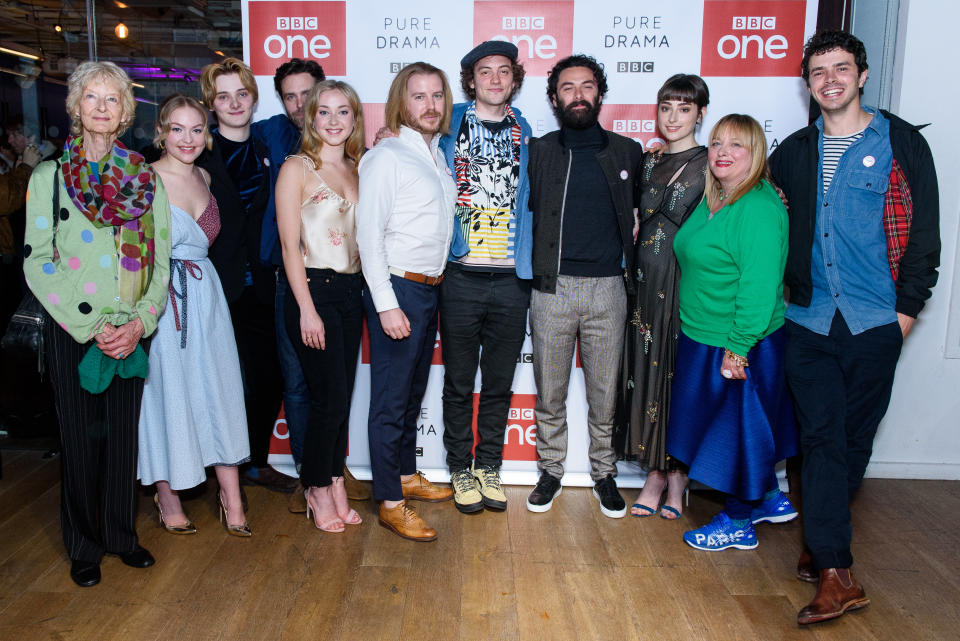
[23,61,171,587]
[666,114,798,552]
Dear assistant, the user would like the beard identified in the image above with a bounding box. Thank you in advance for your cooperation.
[555,98,601,130]
[408,110,443,135]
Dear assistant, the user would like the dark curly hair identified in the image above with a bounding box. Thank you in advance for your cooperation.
[273,58,326,96]
[801,30,868,85]
[546,54,608,105]
[460,59,526,103]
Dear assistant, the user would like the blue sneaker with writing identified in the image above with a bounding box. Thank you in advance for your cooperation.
[750,490,798,525]
[683,512,758,551]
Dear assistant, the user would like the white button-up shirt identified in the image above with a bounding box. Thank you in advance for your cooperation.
[357,125,456,312]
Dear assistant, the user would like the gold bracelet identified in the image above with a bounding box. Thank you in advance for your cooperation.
[725,349,749,368]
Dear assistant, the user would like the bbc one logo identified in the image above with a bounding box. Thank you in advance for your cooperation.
[700,0,806,77]
[247,0,346,75]
[474,1,574,76]
[503,396,538,461]
[598,104,663,150]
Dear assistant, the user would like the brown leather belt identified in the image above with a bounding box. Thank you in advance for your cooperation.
[388,266,444,286]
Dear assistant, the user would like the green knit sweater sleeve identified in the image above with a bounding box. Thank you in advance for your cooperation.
[724,182,788,356]
[135,178,171,338]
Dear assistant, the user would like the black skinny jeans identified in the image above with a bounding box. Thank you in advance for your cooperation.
[439,263,531,471]
[285,269,363,488]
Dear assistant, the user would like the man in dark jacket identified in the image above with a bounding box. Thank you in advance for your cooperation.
[769,31,940,626]
[198,58,292,493]
[525,55,642,519]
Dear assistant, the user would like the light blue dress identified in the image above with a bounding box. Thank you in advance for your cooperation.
[138,195,249,489]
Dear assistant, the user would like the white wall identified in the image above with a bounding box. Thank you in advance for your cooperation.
[866,0,960,479]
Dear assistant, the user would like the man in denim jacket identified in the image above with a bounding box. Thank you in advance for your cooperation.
[437,41,533,513]
[769,30,940,626]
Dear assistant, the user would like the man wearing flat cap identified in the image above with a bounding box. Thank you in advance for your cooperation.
[437,41,533,514]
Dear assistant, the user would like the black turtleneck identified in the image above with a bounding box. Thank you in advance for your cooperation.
[558,124,622,277]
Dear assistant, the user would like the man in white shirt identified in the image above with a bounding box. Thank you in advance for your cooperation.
[357,61,457,541]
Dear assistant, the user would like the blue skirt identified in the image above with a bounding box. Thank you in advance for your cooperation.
[666,328,797,501]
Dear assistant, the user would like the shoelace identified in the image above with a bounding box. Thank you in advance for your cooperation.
[400,503,419,523]
[477,468,502,491]
[453,471,476,493]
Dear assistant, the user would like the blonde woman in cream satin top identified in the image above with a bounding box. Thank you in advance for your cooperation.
[275,80,365,533]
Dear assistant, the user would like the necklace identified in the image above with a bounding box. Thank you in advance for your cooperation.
[718,188,726,202]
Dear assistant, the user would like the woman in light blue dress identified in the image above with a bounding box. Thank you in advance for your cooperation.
[138,95,251,536]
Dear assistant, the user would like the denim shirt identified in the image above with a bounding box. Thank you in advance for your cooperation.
[785,108,897,335]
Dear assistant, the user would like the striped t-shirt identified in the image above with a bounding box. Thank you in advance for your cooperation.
[822,130,864,194]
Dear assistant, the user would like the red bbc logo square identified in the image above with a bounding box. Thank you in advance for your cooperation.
[473,0,574,76]
[269,405,291,456]
[472,393,538,461]
[598,104,661,150]
[247,0,346,76]
[700,0,806,77]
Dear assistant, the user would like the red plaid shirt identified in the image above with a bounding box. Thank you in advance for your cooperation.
[883,158,912,282]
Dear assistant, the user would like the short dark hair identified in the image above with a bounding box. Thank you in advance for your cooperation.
[546,54,608,105]
[273,58,326,96]
[460,59,526,102]
[656,74,709,110]
[801,30,868,83]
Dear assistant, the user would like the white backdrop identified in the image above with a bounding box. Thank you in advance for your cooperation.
[241,0,820,487]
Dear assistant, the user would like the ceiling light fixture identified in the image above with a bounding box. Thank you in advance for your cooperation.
[115,1,129,8]
[214,50,225,57]
[115,22,129,39]
[0,45,41,61]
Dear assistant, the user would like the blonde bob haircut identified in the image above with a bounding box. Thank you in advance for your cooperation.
[384,61,452,135]
[152,94,213,151]
[299,80,365,172]
[66,61,137,137]
[704,113,771,211]
[199,57,259,109]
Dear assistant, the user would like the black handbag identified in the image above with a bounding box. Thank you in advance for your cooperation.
[1,162,60,375]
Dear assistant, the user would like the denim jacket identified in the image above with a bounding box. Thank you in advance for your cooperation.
[438,102,533,279]
[785,108,897,335]
[252,113,300,266]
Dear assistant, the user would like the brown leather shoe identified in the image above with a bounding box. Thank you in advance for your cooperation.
[243,466,299,493]
[288,481,307,514]
[798,568,870,625]
[378,501,437,541]
[797,548,817,583]
[344,466,371,501]
[401,471,453,502]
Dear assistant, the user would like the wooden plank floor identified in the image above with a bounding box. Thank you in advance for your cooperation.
[1,448,959,640]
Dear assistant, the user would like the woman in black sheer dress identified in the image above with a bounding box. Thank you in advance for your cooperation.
[625,74,710,519]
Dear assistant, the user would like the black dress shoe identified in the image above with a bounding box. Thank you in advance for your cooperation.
[119,545,155,568]
[70,560,101,587]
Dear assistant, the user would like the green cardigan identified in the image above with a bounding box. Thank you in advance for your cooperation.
[673,179,788,356]
[23,160,172,344]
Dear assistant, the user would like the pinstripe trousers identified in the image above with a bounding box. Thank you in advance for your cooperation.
[530,275,626,481]
[46,323,146,563]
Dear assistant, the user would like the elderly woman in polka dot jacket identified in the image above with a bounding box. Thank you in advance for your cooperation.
[22,61,171,588]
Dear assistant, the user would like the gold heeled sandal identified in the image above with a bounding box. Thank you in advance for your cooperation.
[154,493,197,535]
[218,492,252,537]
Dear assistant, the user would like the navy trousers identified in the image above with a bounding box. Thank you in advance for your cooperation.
[364,276,439,501]
[785,312,902,570]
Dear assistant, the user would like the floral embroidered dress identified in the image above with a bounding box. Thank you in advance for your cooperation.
[622,145,707,470]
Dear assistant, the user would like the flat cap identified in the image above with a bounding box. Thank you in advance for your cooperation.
[460,41,519,70]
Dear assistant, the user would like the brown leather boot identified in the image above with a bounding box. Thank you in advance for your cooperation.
[401,471,453,502]
[797,548,817,583]
[798,568,870,625]
[378,501,437,541]
[343,466,371,501]
[288,481,307,514]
